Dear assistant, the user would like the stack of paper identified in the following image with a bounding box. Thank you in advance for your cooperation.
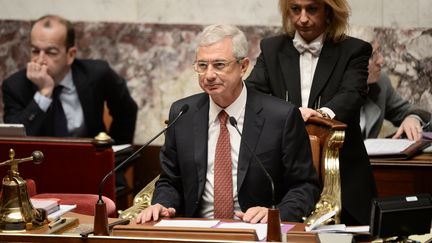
[304,210,336,232]
[364,138,431,158]
[30,198,60,214]
[30,198,76,221]
[364,139,415,156]
[48,205,77,221]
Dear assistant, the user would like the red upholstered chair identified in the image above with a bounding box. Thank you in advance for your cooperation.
[26,179,116,217]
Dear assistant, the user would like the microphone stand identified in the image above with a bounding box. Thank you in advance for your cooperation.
[267,207,282,242]
[229,117,281,242]
[93,104,189,236]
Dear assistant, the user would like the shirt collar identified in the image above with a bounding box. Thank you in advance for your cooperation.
[58,70,74,91]
[209,83,247,124]
[293,31,324,50]
[294,31,324,46]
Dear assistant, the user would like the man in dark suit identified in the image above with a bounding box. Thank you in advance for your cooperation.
[2,15,137,144]
[246,0,377,225]
[136,24,320,223]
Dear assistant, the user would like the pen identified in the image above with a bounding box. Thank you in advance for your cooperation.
[80,218,130,237]
[422,120,430,130]
[48,218,66,229]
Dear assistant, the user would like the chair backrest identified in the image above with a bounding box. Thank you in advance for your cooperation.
[304,117,347,225]
[118,175,160,219]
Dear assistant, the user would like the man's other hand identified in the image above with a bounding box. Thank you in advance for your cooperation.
[299,107,321,122]
[235,206,268,223]
[393,116,423,141]
[135,203,176,224]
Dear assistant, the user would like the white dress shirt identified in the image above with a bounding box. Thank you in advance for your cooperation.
[294,31,323,108]
[33,70,86,136]
[293,32,335,118]
[199,83,247,218]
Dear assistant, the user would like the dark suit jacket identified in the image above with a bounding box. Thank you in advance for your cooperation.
[2,59,137,144]
[364,72,431,138]
[246,35,377,225]
[152,88,321,222]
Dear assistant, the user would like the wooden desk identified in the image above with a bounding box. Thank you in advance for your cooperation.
[0,213,318,243]
[370,152,432,197]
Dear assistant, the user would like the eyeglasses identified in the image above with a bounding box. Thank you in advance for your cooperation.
[193,58,243,75]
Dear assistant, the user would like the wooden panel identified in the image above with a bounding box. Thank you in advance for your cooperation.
[371,153,432,197]
[0,136,116,201]
[0,213,319,243]
[132,145,161,196]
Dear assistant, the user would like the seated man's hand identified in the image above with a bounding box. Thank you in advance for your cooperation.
[135,203,176,223]
[392,116,423,141]
[234,206,268,223]
[26,62,55,97]
[299,107,321,122]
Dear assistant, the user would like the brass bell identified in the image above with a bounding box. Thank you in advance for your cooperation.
[0,149,47,231]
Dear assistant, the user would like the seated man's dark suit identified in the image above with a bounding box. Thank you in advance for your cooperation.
[152,87,321,222]
[2,59,137,144]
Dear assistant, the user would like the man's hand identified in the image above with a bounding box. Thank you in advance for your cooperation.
[299,107,322,121]
[26,62,55,97]
[393,116,423,141]
[234,206,268,223]
[135,203,176,224]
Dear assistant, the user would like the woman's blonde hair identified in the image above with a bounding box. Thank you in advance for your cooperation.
[279,0,350,42]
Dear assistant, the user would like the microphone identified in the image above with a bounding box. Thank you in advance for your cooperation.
[229,116,281,242]
[92,104,189,236]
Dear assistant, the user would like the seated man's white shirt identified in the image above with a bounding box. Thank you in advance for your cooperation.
[199,83,246,218]
[33,70,86,136]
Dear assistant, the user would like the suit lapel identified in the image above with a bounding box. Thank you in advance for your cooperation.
[193,95,210,198]
[308,41,339,108]
[237,90,265,190]
[364,99,381,138]
[278,41,302,106]
[71,63,95,132]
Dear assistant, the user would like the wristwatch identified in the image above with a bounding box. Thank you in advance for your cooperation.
[316,109,330,119]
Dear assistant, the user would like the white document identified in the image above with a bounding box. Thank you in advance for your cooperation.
[48,204,77,221]
[217,222,267,241]
[112,144,132,153]
[424,144,432,153]
[304,210,336,232]
[364,138,415,156]
[154,219,220,228]
[308,224,346,232]
[345,225,369,233]
[318,233,354,243]
[309,224,369,233]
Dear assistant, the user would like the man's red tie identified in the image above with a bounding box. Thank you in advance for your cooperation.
[213,110,234,219]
